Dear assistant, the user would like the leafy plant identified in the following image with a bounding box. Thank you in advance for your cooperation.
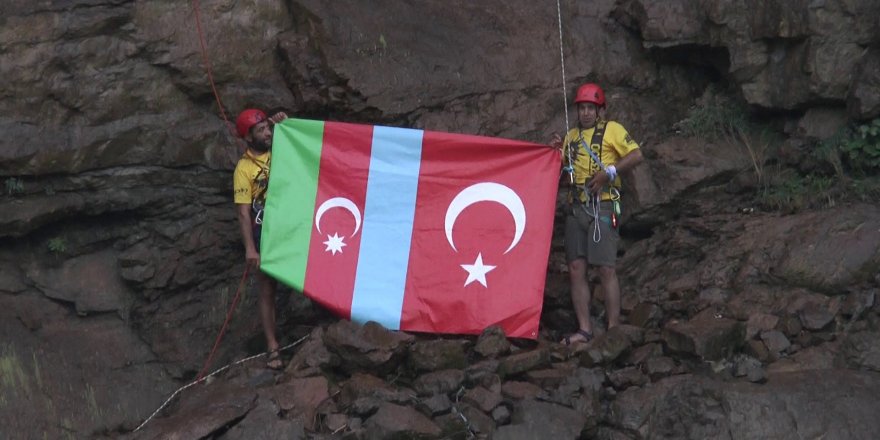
[48,237,67,255]
[759,173,837,212]
[0,347,30,393]
[676,89,750,140]
[84,383,104,420]
[737,126,781,188]
[849,176,880,202]
[4,177,24,195]
[676,88,778,187]
[816,118,880,176]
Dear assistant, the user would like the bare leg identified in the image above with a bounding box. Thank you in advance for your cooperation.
[256,271,279,352]
[598,265,621,328]
[562,258,593,344]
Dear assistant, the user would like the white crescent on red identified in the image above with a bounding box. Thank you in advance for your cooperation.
[315,197,362,237]
[444,182,525,254]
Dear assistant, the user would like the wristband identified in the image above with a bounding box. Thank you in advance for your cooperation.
[606,165,617,181]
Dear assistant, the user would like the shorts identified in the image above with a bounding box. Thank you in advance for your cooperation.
[564,200,619,266]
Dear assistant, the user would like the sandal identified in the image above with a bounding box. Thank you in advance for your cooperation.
[562,328,593,346]
[266,350,283,370]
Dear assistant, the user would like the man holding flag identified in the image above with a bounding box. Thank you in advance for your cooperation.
[551,83,644,345]
[233,107,288,369]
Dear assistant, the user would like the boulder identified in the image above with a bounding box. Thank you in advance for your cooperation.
[609,370,880,439]
[286,327,336,376]
[608,366,649,389]
[840,290,875,319]
[501,381,546,401]
[27,249,134,314]
[628,302,664,328]
[581,325,644,366]
[135,384,258,440]
[732,354,767,383]
[767,344,837,374]
[662,311,745,360]
[408,339,468,372]
[525,368,571,389]
[339,373,412,406]
[474,325,511,358]
[323,320,413,374]
[625,342,664,366]
[413,369,465,396]
[848,48,880,119]
[462,386,503,413]
[775,204,880,290]
[798,302,836,331]
[219,398,306,440]
[260,376,329,430]
[842,331,880,373]
[495,399,587,440]
[760,330,792,355]
[416,394,453,417]
[746,313,780,340]
[498,347,550,378]
[645,356,677,380]
[455,402,496,436]
[363,402,441,439]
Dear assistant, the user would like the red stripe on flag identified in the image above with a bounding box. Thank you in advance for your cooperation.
[401,131,559,338]
[302,122,375,319]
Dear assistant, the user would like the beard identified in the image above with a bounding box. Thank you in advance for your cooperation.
[578,117,597,129]
[248,137,271,153]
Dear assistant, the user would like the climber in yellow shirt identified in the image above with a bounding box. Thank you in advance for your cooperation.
[550,83,644,345]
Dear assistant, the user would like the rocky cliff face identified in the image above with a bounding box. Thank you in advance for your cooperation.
[1,1,879,439]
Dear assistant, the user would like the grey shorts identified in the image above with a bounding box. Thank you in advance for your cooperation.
[564,201,619,266]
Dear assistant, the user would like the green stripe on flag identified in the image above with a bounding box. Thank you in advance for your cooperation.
[260,119,324,290]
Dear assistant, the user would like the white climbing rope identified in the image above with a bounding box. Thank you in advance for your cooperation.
[556,0,577,187]
[556,0,570,133]
[133,335,309,432]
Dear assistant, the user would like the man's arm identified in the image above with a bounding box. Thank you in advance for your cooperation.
[237,204,260,268]
[586,148,644,194]
[613,148,644,174]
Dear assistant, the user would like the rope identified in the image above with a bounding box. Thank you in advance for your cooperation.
[134,334,309,432]
[196,265,250,381]
[192,0,231,126]
[556,0,575,186]
[555,0,570,132]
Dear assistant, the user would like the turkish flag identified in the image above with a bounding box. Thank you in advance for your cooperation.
[261,119,560,339]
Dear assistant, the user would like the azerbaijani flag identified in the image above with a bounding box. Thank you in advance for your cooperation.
[260,119,559,339]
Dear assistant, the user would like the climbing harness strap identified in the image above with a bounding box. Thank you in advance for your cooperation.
[576,120,608,173]
[241,152,270,225]
[569,121,622,242]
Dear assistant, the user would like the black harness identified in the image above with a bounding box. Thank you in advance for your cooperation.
[568,120,608,204]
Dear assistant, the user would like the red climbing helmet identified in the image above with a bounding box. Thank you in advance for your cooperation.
[574,83,606,108]
[235,108,267,138]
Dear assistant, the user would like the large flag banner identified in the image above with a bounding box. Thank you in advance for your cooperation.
[260,119,560,339]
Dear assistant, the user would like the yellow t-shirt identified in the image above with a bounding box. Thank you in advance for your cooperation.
[563,120,639,200]
[233,151,270,205]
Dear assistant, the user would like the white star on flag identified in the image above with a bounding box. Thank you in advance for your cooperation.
[323,233,347,255]
[461,253,496,287]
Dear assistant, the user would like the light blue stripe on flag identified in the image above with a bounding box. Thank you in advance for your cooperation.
[350,126,424,329]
